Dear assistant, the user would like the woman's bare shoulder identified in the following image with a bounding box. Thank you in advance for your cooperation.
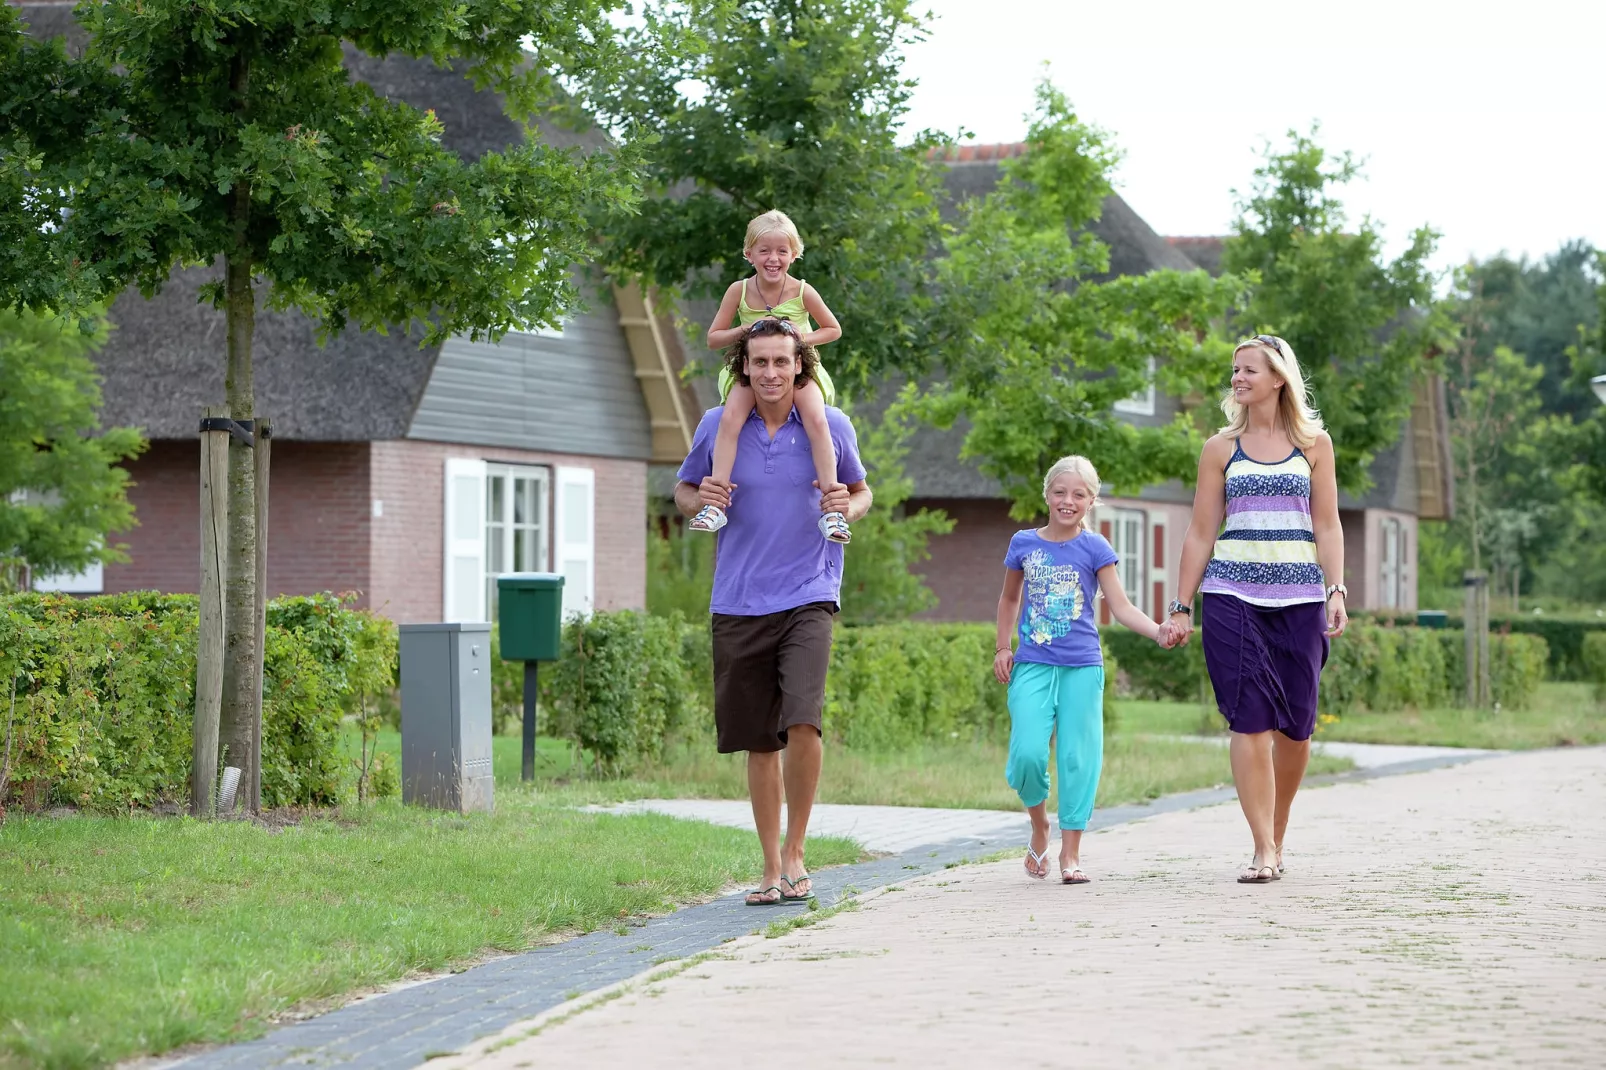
[1201,433,1236,461]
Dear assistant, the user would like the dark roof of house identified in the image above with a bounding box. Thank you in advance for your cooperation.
[1167,236,1225,276]
[936,144,1200,282]
[889,146,1206,500]
[18,3,597,441]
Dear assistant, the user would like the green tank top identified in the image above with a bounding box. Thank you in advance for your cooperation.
[737,277,811,330]
[720,276,835,406]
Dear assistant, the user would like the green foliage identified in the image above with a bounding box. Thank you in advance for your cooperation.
[541,610,701,776]
[1223,128,1445,495]
[1105,621,1547,716]
[0,592,397,812]
[1581,632,1606,701]
[0,306,145,582]
[593,0,945,394]
[823,624,1008,750]
[4,1,638,342]
[645,521,718,621]
[837,391,952,623]
[921,84,1244,517]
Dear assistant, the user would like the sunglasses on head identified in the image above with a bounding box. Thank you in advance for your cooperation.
[746,317,799,337]
[1237,333,1284,353]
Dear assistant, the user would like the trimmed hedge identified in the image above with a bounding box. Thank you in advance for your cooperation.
[0,592,396,812]
[1361,611,1606,681]
[526,613,1114,774]
[1104,621,1549,715]
[1582,632,1606,702]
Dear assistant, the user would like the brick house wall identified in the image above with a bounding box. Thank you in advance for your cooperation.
[105,439,372,601]
[105,438,646,622]
[370,439,646,623]
[910,496,1192,624]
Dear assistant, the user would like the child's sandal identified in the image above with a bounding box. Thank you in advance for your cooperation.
[818,511,851,544]
[690,504,728,533]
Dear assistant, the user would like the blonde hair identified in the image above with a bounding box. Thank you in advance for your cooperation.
[744,209,804,258]
[1042,455,1102,514]
[1220,335,1325,449]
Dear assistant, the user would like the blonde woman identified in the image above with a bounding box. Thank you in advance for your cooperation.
[1168,335,1348,884]
[993,455,1170,884]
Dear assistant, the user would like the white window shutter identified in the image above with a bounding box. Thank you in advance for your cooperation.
[554,465,595,618]
[443,457,488,622]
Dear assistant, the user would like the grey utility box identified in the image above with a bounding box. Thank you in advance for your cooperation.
[400,622,494,814]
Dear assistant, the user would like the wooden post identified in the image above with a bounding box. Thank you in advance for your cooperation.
[193,406,231,816]
[249,417,271,812]
[1477,575,1492,708]
[522,661,538,782]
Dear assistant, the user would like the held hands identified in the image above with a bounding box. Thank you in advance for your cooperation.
[698,476,735,511]
[992,646,1013,684]
[814,480,851,516]
[1163,611,1195,648]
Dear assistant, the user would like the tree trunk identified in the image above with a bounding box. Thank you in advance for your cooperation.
[218,47,261,810]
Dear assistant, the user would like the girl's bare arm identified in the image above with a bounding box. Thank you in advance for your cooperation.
[800,283,842,346]
[1097,566,1161,640]
[994,568,1024,683]
[706,281,748,349]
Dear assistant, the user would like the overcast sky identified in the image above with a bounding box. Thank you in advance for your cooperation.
[899,0,1605,275]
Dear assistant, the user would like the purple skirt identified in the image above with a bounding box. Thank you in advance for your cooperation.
[1202,594,1329,740]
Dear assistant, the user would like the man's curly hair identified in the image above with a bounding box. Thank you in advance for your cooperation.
[724,318,820,389]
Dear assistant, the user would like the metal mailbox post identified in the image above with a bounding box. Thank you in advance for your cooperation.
[495,572,565,781]
[399,622,494,813]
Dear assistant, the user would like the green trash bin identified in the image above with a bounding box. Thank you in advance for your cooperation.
[497,572,565,662]
[1416,610,1448,629]
[496,572,565,783]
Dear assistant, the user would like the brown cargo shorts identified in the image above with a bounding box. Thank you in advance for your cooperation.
[710,601,836,754]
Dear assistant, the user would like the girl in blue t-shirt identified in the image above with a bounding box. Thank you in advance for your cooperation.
[993,455,1178,884]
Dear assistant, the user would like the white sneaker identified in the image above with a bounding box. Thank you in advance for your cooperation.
[690,504,728,533]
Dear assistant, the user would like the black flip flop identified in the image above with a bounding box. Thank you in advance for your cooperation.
[745,885,785,906]
[779,874,815,903]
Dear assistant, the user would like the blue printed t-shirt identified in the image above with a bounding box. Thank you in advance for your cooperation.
[1004,529,1119,667]
[677,404,866,616]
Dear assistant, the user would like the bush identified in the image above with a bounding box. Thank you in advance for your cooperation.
[541,610,701,776]
[0,592,397,812]
[1108,619,1547,715]
[1359,611,1606,681]
[1583,632,1606,702]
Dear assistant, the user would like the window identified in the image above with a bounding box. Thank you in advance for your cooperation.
[1107,508,1146,605]
[485,464,551,620]
[1380,517,1402,609]
[1113,356,1157,416]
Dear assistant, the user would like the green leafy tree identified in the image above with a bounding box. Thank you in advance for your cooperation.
[0,307,145,589]
[1223,128,1445,495]
[2,1,637,811]
[1466,240,1603,419]
[591,0,945,394]
[920,84,1244,518]
[837,388,953,624]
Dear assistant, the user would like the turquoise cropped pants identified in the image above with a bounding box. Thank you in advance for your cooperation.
[1005,662,1105,831]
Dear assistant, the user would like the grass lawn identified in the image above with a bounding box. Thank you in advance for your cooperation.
[0,781,862,1070]
[1314,682,1605,749]
[1116,683,1606,750]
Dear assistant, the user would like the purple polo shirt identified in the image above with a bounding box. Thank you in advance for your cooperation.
[677,404,866,616]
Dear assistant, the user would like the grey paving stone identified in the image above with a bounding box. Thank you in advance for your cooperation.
[175,749,1497,1069]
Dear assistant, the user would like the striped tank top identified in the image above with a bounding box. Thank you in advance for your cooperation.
[1199,439,1325,608]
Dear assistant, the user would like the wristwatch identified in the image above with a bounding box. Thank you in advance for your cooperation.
[1326,583,1347,600]
[1167,599,1192,617]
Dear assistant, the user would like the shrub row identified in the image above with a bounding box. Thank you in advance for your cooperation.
[1104,621,1549,714]
[0,592,396,812]
[1583,632,1606,702]
[1359,611,1606,681]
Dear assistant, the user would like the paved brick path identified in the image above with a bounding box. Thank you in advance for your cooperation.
[443,748,1606,1069]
